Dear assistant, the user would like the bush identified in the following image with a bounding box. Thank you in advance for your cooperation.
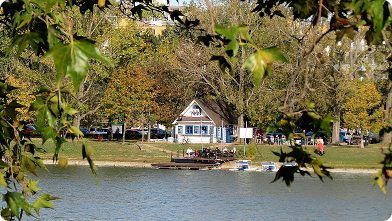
[245,143,258,158]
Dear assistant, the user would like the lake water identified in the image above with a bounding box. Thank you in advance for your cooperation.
[23,165,392,221]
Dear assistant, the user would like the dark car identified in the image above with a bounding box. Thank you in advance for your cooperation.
[150,128,168,139]
[367,131,383,144]
[23,125,42,137]
[125,129,143,139]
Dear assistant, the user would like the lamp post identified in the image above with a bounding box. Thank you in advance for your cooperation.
[200,119,203,149]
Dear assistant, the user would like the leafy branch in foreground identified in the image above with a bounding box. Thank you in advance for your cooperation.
[0,80,60,220]
[0,0,114,219]
[267,101,336,191]
[272,145,333,191]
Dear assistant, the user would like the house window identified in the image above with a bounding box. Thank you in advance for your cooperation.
[178,126,183,134]
[194,126,200,134]
[185,125,193,134]
[202,126,208,135]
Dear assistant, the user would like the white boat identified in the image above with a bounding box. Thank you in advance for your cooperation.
[229,160,257,171]
[283,162,297,167]
[256,162,278,172]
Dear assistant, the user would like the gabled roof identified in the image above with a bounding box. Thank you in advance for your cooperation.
[194,99,238,126]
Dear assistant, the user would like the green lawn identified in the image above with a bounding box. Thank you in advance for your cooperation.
[33,138,388,169]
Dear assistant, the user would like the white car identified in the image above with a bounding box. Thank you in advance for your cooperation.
[87,127,107,135]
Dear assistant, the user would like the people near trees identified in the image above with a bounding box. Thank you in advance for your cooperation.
[317,139,325,156]
[270,135,274,145]
[115,127,120,141]
[187,146,193,158]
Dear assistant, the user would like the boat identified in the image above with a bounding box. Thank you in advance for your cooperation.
[256,162,278,172]
[229,160,257,171]
[282,162,297,167]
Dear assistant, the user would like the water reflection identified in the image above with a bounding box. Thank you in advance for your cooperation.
[22,166,392,220]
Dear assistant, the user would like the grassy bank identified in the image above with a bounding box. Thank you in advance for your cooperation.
[33,138,388,169]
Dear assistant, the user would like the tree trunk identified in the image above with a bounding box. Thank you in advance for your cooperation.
[383,81,392,144]
[122,122,126,145]
[72,113,82,138]
[147,123,151,142]
[360,133,364,148]
[331,115,340,145]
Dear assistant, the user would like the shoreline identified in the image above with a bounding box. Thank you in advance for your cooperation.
[43,160,379,174]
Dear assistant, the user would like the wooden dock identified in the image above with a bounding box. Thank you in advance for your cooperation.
[151,157,237,170]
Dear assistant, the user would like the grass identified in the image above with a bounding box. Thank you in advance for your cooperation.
[32,138,389,169]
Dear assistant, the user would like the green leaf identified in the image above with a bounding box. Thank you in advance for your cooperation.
[21,155,37,176]
[43,37,113,93]
[28,179,41,194]
[258,46,289,63]
[372,170,386,194]
[82,144,94,158]
[214,24,238,40]
[0,173,8,187]
[32,193,58,216]
[243,46,288,87]
[243,51,265,87]
[62,103,78,115]
[214,25,241,57]
[8,32,45,57]
[366,0,388,35]
[3,191,33,217]
[69,126,83,136]
[238,26,254,44]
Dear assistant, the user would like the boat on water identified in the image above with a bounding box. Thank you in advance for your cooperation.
[256,162,278,172]
[229,160,257,171]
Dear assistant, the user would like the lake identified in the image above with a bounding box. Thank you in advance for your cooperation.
[23,165,392,220]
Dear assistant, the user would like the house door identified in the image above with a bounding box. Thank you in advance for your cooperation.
[226,129,231,143]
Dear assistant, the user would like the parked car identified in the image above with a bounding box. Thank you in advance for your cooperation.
[367,131,383,144]
[87,127,107,135]
[125,129,143,139]
[150,128,168,139]
[23,125,42,137]
[340,131,353,143]
[80,127,88,134]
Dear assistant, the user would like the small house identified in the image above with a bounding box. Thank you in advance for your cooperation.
[172,99,238,143]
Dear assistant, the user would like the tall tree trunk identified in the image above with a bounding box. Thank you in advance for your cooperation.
[332,121,340,145]
[332,107,341,145]
[72,113,82,130]
[122,122,126,145]
[383,81,392,144]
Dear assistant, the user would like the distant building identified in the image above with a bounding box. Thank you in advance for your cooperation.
[117,0,185,36]
[172,99,238,144]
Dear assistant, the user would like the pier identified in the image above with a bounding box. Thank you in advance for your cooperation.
[151,152,237,170]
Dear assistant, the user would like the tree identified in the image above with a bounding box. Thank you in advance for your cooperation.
[101,67,156,142]
[343,79,384,147]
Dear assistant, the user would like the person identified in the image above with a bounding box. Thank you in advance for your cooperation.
[317,139,324,156]
[222,146,228,157]
[301,130,306,146]
[186,146,193,158]
[108,126,113,141]
[115,127,120,141]
[202,147,207,157]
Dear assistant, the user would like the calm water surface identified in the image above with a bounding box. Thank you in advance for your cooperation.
[23,165,392,221]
